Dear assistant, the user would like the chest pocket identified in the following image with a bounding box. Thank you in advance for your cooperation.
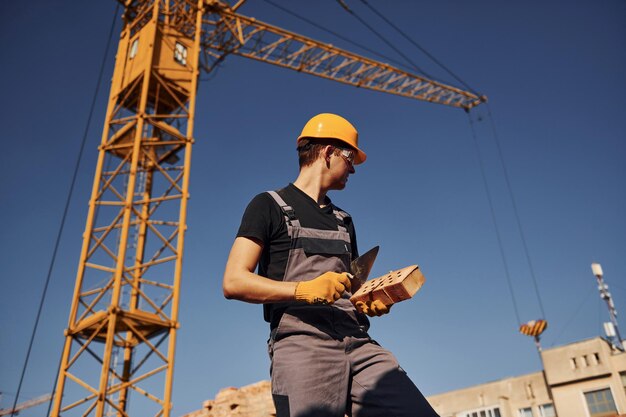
[300,237,350,257]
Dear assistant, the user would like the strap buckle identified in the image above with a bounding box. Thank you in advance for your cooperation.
[284,206,297,223]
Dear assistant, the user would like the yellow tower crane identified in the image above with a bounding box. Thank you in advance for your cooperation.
[50,1,484,416]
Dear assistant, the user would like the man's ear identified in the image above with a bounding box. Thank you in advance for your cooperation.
[323,145,334,162]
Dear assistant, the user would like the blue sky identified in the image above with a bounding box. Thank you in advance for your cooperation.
[1,1,625,416]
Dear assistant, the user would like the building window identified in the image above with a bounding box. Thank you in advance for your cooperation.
[584,388,617,417]
[621,371,626,395]
[518,407,533,417]
[460,407,501,417]
[570,357,578,369]
[582,355,589,367]
[129,38,139,59]
[174,42,187,66]
[539,403,555,417]
[594,352,601,364]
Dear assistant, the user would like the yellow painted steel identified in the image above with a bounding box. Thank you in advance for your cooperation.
[201,2,485,109]
[51,1,204,416]
[51,1,483,416]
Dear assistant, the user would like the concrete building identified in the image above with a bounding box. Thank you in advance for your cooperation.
[427,371,551,417]
[427,337,626,417]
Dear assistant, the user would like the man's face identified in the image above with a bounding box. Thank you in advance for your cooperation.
[328,146,356,190]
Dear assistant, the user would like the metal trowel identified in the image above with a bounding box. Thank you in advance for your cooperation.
[349,245,379,289]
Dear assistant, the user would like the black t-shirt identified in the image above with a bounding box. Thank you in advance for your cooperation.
[236,184,359,321]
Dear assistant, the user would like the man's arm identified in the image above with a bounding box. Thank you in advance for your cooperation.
[223,236,351,305]
[223,236,298,303]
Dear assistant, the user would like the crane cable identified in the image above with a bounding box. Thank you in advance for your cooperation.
[335,0,525,325]
[335,0,524,326]
[340,0,546,326]
[259,0,417,74]
[467,113,522,326]
[356,0,483,97]
[485,103,547,320]
[334,0,435,80]
[550,288,595,347]
[9,4,121,417]
[468,107,548,326]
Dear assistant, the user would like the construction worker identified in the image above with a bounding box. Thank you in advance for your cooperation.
[223,113,439,417]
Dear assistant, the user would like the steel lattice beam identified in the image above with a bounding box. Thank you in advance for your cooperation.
[199,3,484,109]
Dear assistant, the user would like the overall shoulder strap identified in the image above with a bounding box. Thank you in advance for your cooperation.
[266,190,301,228]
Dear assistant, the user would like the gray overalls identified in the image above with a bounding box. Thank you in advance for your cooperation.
[266,191,439,417]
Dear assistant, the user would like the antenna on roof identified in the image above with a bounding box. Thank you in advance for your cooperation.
[592,263,624,351]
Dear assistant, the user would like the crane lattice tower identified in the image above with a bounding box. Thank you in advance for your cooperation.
[50,1,483,416]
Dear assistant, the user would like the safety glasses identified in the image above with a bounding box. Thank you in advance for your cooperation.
[336,147,356,166]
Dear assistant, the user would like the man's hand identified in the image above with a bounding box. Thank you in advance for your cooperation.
[355,300,391,317]
[295,272,352,305]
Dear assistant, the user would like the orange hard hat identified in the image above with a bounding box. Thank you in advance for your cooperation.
[297,113,366,164]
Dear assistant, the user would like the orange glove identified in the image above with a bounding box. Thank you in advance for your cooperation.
[295,272,352,305]
[355,300,391,317]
